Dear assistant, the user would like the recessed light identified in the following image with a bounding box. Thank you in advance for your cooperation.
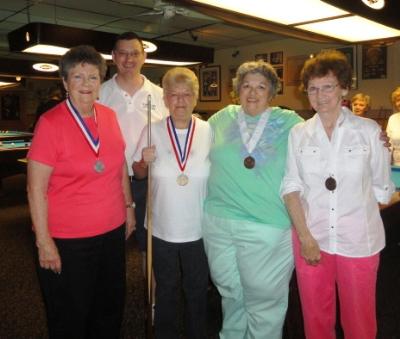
[32,63,59,72]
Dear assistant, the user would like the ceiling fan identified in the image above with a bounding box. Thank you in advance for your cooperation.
[136,0,201,19]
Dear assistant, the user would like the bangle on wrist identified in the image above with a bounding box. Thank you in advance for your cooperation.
[126,201,136,208]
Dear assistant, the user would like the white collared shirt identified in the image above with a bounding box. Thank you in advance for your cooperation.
[281,107,394,257]
[386,112,400,165]
[99,74,169,175]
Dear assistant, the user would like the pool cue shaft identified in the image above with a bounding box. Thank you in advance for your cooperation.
[146,94,154,338]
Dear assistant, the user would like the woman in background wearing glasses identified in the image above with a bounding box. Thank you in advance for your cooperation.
[281,50,394,339]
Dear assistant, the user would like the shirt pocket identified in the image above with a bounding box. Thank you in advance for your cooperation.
[342,145,370,173]
[298,146,320,174]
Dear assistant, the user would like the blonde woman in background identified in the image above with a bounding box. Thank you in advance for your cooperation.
[386,87,400,165]
[351,92,370,116]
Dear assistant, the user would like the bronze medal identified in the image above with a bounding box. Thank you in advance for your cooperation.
[177,173,189,186]
[325,177,336,191]
[244,156,255,169]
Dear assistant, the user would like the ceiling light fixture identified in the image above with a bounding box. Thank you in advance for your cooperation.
[0,81,17,88]
[296,16,400,42]
[361,0,385,10]
[191,0,399,42]
[8,23,213,66]
[192,0,348,25]
[32,63,59,72]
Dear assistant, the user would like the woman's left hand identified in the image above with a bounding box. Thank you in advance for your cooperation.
[300,235,321,266]
[125,207,136,240]
[380,129,391,148]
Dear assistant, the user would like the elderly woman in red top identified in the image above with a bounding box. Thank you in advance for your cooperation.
[27,45,135,338]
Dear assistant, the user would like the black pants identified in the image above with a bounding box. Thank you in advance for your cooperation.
[37,225,126,339]
[153,236,209,339]
[131,177,147,252]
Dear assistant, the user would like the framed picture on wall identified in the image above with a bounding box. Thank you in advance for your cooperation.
[199,65,221,102]
[285,55,308,86]
[337,46,357,89]
[273,66,284,95]
[1,94,20,120]
[362,45,387,79]
[255,53,269,62]
[270,51,283,65]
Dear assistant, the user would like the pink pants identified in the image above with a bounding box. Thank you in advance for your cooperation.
[293,231,380,339]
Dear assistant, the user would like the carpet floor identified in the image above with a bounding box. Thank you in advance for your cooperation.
[1,174,399,338]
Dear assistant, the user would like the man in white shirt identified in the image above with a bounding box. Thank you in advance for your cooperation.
[99,32,169,260]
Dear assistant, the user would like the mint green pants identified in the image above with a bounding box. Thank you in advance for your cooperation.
[202,213,294,339]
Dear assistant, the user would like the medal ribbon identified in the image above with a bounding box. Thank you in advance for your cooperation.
[237,108,271,154]
[166,116,196,172]
[66,98,100,155]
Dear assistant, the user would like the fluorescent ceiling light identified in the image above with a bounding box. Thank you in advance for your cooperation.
[25,45,201,66]
[23,41,156,60]
[9,23,213,68]
[0,81,17,88]
[192,0,348,25]
[296,16,400,42]
[32,63,59,72]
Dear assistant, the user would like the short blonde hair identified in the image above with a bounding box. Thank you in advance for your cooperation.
[351,93,370,108]
[391,87,400,105]
[162,67,199,100]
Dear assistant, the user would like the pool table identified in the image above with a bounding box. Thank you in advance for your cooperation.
[392,165,400,191]
[0,140,31,182]
[0,130,33,142]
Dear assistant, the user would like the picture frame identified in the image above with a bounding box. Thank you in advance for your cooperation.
[199,65,221,102]
[362,45,387,80]
[1,94,20,120]
[273,66,284,95]
[270,51,283,65]
[337,46,358,89]
[255,53,269,62]
[285,55,308,86]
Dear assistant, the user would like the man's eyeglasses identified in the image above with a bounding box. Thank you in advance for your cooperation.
[115,50,143,59]
[306,84,338,96]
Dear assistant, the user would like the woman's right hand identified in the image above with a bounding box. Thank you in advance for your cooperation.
[299,235,321,266]
[37,238,62,274]
[142,145,156,164]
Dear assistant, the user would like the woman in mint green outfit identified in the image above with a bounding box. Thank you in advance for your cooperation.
[203,60,302,339]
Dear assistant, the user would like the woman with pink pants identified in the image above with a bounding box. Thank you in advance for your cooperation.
[281,49,394,339]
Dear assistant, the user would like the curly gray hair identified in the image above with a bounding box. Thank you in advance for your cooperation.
[232,60,281,98]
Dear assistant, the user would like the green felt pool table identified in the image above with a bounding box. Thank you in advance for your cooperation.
[0,140,31,160]
[0,130,33,142]
[392,166,400,191]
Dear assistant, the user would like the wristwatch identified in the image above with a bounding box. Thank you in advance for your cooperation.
[126,201,136,208]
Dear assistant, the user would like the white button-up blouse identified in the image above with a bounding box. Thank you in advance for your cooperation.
[281,107,394,257]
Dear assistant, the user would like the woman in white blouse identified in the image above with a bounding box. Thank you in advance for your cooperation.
[386,86,400,165]
[281,50,394,339]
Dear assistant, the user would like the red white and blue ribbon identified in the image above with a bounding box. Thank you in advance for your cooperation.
[66,98,100,155]
[166,116,196,172]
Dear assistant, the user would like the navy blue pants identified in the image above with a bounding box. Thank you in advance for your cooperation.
[153,236,209,339]
[37,225,126,339]
[131,177,147,252]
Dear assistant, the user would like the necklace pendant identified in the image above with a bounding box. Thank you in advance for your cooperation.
[94,160,105,173]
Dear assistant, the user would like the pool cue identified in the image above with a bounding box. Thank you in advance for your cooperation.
[145,94,154,338]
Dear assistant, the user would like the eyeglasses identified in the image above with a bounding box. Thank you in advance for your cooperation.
[306,84,338,95]
[115,50,143,59]
[167,92,194,101]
